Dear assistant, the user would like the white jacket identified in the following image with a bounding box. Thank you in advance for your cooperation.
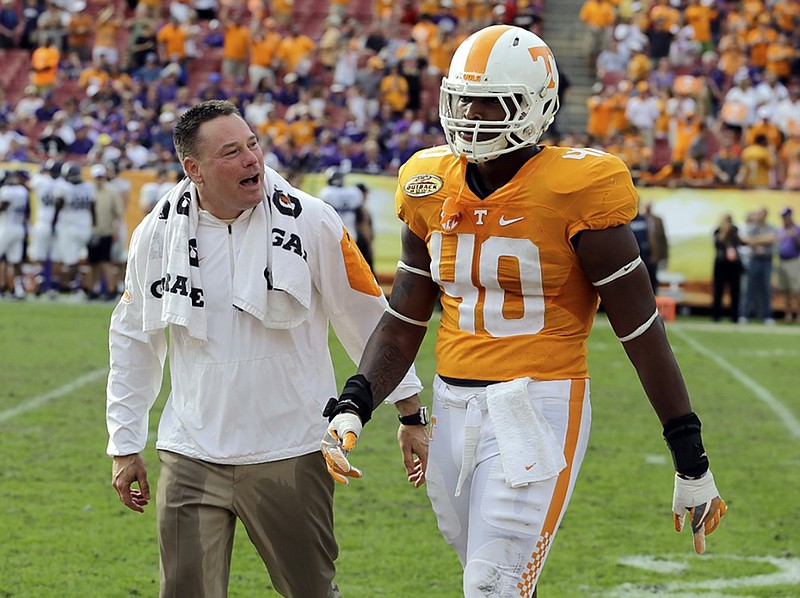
[106,175,422,464]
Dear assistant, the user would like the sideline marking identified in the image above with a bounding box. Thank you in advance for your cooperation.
[612,554,800,597]
[670,327,800,439]
[0,368,108,424]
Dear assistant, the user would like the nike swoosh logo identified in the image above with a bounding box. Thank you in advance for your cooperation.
[499,216,524,226]
[524,464,535,471]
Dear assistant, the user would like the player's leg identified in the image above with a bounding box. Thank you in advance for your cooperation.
[425,377,480,566]
[156,450,237,598]
[462,380,592,598]
[234,452,340,598]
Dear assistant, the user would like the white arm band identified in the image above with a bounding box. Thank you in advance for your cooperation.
[591,256,643,287]
[617,308,660,343]
[397,260,432,278]
[386,305,429,328]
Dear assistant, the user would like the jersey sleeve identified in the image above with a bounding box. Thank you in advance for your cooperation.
[563,151,639,240]
[395,149,450,241]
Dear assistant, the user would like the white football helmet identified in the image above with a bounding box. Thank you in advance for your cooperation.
[439,25,560,163]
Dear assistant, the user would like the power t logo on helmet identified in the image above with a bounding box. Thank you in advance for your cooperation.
[439,25,560,163]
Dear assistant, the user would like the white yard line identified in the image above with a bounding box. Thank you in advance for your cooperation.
[612,554,800,596]
[669,327,800,439]
[0,368,107,424]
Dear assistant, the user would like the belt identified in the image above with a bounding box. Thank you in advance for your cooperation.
[438,375,503,387]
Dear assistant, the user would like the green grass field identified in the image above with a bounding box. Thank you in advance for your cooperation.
[1,301,798,597]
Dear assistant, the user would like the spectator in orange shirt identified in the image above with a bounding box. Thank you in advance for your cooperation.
[586,83,615,144]
[745,16,777,73]
[765,33,795,82]
[579,0,616,66]
[271,0,294,27]
[773,0,800,35]
[670,108,703,164]
[66,9,92,62]
[379,64,409,117]
[684,0,716,52]
[746,107,784,150]
[93,6,124,66]
[156,16,187,64]
[78,57,112,90]
[682,142,719,188]
[220,5,250,79]
[779,127,800,190]
[739,134,776,188]
[275,24,316,83]
[288,109,318,151]
[249,18,281,90]
[30,37,60,93]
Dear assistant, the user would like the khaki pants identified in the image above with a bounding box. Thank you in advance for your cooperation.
[157,450,340,598]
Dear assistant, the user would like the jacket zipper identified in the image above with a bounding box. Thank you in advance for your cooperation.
[227,224,235,297]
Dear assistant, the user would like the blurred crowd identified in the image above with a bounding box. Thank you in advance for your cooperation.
[0,0,544,182]
[578,0,800,190]
[2,0,800,306]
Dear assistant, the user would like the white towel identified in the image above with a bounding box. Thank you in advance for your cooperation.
[137,170,312,343]
[231,180,311,329]
[141,178,207,342]
[486,378,567,488]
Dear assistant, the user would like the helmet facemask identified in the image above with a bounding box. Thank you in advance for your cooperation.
[438,25,560,163]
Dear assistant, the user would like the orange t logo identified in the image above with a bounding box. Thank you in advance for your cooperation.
[528,47,556,89]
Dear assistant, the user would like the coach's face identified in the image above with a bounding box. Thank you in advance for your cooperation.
[183,113,266,220]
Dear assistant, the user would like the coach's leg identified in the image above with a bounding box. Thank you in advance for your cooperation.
[234,453,339,598]
[157,450,237,598]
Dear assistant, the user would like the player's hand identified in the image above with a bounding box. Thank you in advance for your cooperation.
[398,423,429,488]
[672,470,727,554]
[320,413,363,485]
[112,453,150,513]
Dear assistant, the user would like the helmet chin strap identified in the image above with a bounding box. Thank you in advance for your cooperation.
[454,131,509,163]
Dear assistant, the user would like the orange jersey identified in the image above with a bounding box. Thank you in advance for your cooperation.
[395,146,637,381]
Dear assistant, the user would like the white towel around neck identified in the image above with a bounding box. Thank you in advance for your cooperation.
[137,170,312,343]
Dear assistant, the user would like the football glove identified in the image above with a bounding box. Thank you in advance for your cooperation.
[321,374,375,485]
[321,413,363,485]
[672,471,727,554]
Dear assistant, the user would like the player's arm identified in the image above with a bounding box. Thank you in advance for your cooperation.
[323,224,439,484]
[359,224,439,402]
[575,224,726,554]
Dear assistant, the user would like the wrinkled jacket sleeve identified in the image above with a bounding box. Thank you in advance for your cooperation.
[313,200,423,403]
[106,225,168,456]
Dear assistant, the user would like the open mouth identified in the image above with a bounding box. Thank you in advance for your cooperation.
[239,173,260,188]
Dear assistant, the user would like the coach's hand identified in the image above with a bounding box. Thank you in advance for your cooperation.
[398,423,429,488]
[112,453,150,513]
[672,470,727,554]
[321,415,363,485]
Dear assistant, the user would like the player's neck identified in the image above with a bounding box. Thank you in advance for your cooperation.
[468,146,541,198]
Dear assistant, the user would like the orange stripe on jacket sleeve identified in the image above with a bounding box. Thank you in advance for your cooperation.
[340,226,382,297]
[463,25,512,74]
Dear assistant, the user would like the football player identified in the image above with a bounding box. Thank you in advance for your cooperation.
[322,25,726,597]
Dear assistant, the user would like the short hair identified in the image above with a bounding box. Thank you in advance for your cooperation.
[173,100,242,162]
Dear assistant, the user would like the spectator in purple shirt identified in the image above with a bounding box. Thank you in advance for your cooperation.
[776,207,800,323]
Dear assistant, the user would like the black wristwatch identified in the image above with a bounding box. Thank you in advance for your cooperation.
[398,406,429,426]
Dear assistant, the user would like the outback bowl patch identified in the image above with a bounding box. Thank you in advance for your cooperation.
[404,174,444,197]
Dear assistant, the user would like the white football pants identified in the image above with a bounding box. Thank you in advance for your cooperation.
[426,376,592,598]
